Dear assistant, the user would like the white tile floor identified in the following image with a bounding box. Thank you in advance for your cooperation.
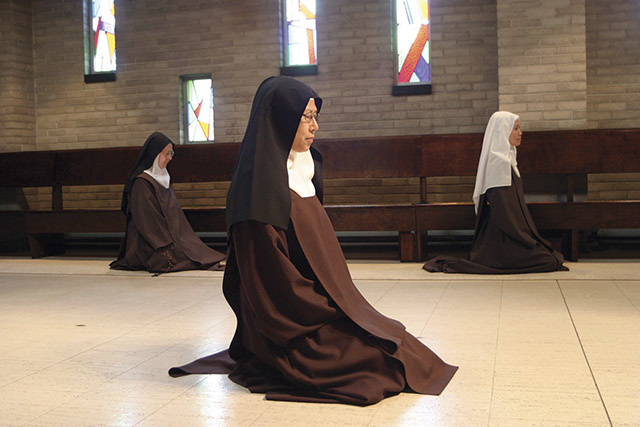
[1,257,639,426]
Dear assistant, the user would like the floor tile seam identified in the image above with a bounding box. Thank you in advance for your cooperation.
[124,372,215,426]
[12,366,135,426]
[18,355,207,425]
[614,281,640,314]
[556,280,614,427]
[0,271,224,280]
[487,281,504,427]
[417,279,454,338]
[14,319,170,385]
[245,404,283,427]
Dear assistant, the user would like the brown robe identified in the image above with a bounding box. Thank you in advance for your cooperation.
[110,174,225,273]
[169,191,457,405]
[424,171,567,274]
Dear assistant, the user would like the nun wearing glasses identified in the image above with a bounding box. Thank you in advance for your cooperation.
[169,76,457,406]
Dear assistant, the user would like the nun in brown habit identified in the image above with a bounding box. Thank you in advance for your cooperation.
[423,111,568,274]
[110,132,225,274]
[168,76,457,405]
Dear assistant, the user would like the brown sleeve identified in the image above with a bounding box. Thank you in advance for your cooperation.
[485,186,538,249]
[228,220,342,348]
[129,178,174,250]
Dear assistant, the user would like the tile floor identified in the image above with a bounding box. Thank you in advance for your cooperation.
[0,257,638,426]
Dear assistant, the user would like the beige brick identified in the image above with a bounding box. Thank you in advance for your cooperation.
[3,0,639,207]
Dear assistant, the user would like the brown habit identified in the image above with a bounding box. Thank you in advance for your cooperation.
[110,174,224,273]
[424,171,566,274]
[169,191,458,405]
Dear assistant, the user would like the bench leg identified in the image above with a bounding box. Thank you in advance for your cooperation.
[28,233,65,258]
[415,230,430,261]
[569,229,579,262]
[399,232,416,262]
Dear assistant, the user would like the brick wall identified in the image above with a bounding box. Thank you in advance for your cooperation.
[0,0,36,152]
[585,0,640,199]
[497,0,587,130]
[3,0,640,210]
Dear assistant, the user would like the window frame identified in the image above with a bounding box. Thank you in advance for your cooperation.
[180,74,215,145]
[84,0,117,83]
[280,0,319,77]
[392,0,432,96]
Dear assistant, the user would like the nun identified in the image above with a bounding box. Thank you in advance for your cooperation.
[423,111,568,274]
[168,76,457,406]
[110,132,225,274]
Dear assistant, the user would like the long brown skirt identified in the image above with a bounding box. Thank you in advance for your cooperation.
[424,171,567,274]
[170,192,457,405]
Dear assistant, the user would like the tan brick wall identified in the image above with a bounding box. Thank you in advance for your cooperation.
[586,0,640,128]
[585,0,640,197]
[22,187,51,211]
[8,0,640,210]
[0,0,36,152]
[497,0,588,130]
[588,173,640,201]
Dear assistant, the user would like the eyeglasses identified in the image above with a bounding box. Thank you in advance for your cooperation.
[170,149,175,157]
[301,111,319,123]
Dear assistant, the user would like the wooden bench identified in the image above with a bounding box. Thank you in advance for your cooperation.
[2,128,639,261]
[1,140,419,260]
[14,144,238,258]
[415,128,640,261]
[0,151,56,252]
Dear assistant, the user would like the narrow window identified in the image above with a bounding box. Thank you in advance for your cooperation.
[84,0,116,82]
[393,0,431,95]
[181,76,214,144]
[280,0,318,76]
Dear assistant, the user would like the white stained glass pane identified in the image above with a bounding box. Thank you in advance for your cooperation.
[92,0,116,72]
[186,79,214,143]
[284,0,317,66]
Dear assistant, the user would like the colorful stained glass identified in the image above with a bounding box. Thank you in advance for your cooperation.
[186,79,214,142]
[284,0,317,66]
[396,0,430,84]
[91,0,116,73]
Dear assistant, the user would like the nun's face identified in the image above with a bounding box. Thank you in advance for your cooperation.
[158,144,174,169]
[291,99,319,152]
[508,119,522,147]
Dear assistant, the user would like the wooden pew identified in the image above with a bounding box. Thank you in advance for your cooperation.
[315,136,422,261]
[20,144,238,258]
[0,151,56,252]
[2,128,639,262]
[415,128,640,261]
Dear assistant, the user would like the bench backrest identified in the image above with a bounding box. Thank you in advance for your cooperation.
[2,127,638,198]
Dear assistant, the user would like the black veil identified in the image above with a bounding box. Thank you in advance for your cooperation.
[120,132,174,214]
[226,76,323,231]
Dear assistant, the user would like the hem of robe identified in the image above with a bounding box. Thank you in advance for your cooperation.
[168,344,457,406]
[109,258,224,273]
[423,255,569,274]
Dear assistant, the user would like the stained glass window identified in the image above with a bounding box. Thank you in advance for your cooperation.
[183,77,214,143]
[394,0,431,94]
[90,0,116,73]
[282,0,317,67]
